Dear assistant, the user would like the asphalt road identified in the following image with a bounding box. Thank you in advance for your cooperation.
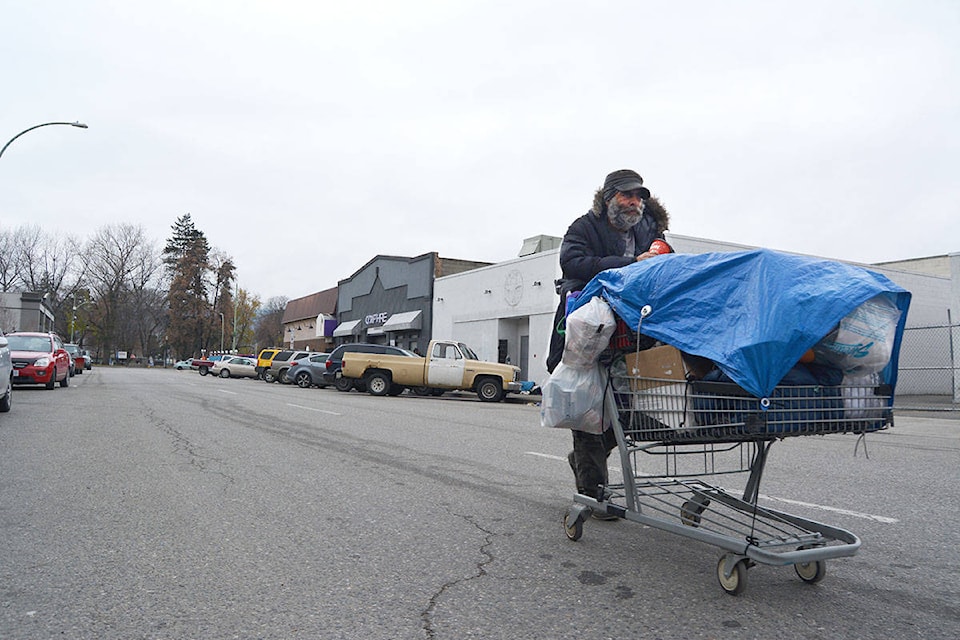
[1,367,958,639]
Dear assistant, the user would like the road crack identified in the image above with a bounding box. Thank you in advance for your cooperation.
[421,512,495,639]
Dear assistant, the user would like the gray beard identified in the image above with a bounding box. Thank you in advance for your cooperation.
[607,199,644,231]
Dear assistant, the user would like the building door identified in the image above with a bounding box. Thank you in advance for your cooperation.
[519,335,529,381]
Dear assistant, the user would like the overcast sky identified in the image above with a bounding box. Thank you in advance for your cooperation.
[2,0,957,301]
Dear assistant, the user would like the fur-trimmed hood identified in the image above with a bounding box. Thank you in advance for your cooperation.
[591,188,670,234]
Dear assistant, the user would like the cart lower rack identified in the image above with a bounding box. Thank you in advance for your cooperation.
[562,373,894,595]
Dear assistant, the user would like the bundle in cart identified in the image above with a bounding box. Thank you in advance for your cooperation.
[557,248,911,595]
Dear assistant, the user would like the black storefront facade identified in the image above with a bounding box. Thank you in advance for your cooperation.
[333,252,490,355]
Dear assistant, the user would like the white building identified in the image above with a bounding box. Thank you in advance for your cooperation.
[434,234,959,400]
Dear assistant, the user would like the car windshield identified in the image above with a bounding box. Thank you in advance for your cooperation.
[457,343,479,360]
[7,335,53,352]
[65,344,81,356]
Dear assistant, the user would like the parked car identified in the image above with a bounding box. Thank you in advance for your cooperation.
[286,353,331,388]
[0,330,12,413]
[211,355,259,379]
[64,343,86,375]
[82,350,92,370]
[6,331,71,389]
[256,348,283,379]
[174,359,194,370]
[323,343,418,392]
[262,349,312,384]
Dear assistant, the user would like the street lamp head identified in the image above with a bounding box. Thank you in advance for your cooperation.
[1,120,89,160]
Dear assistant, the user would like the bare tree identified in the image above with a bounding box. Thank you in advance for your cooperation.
[84,224,162,362]
[255,296,288,350]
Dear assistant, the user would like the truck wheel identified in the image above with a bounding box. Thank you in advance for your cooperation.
[387,384,405,396]
[198,366,209,376]
[366,371,391,396]
[263,370,277,383]
[295,371,312,388]
[412,386,430,396]
[477,377,504,402]
[334,377,353,392]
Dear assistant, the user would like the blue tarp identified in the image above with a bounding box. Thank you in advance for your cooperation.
[571,249,912,398]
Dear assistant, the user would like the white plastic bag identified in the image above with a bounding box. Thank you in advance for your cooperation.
[812,294,902,375]
[842,372,885,420]
[562,296,616,369]
[540,363,610,433]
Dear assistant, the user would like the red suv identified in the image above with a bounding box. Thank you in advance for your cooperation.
[7,332,71,389]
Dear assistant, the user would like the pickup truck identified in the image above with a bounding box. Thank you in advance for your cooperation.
[340,339,522,402]
[191,355,227,376]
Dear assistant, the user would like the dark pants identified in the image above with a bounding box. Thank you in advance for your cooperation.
[570,428,618,500]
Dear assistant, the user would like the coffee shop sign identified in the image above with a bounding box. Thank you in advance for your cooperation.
[365,312,388,326]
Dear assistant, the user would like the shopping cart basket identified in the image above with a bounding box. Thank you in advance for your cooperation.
[562,358,894,595]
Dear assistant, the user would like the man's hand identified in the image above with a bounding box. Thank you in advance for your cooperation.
[635,251,656,261]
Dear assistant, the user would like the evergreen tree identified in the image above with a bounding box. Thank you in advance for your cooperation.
[165,215,213,358]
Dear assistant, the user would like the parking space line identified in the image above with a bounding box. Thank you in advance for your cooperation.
[524,451,896,523]
[287,403,342,416]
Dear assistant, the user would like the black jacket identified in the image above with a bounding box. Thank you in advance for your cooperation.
[546,194,670,373]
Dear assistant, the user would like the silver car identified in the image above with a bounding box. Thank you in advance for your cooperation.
[211,356,259,379]
[0,330,11,413]
[286,353,331,388]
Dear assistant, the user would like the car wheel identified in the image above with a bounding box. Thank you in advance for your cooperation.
[295,371,312,388]
[476,377,503,402]
[0,381,11,413]
[263,370,277,383]
[334,376,353,392]
[60,371,70,388]
[198,366,209,376]
[366,371,391,396]
[279,368,291,384]
[45,375,56,390]
[219,369,230,378]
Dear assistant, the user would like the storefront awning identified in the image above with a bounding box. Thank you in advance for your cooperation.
[382,310,422,332]
[332,319,361,338]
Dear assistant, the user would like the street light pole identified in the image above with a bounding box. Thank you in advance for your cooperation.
[219,312,225,353]
[71,295,94,344]
[0,121,88,160]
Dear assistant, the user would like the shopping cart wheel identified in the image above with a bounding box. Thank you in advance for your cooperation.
[563,507,585,541]
[680,497,710,527]
[794,559,827,583]
[717,554,749,596]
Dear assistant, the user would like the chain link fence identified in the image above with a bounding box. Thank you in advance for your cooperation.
[896,320,959,411]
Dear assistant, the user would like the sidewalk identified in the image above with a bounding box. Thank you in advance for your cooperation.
[894,394,960,421]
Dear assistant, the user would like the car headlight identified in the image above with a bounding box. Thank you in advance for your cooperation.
[34,357,51,367]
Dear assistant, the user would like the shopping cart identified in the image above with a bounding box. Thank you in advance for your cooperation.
[561,305,896,595]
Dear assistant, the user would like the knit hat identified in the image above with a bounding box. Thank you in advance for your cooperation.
[602,169,650,202]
